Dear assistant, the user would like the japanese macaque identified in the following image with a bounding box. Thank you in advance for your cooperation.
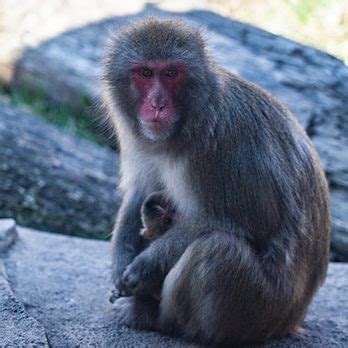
[102,18,330,346]
[140,191,177,240]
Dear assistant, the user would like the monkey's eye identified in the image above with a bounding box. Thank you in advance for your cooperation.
[166,69,178,78]
[141,68,152,77]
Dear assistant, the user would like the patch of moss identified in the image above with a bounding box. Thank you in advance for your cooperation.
[0,82,106,146]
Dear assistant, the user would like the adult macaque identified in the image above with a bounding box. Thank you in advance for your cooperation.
[140,191,177,240]
[102,18,330,345]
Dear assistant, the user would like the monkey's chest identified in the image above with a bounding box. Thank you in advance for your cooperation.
[156,157,198,217]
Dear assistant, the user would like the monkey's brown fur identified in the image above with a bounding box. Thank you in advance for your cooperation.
[102,18,330,346]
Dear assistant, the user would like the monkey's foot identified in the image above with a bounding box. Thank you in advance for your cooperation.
[113,296,159,330]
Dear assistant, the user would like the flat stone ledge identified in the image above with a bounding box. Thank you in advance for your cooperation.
[0,223,347,347]
[0,225,48,347]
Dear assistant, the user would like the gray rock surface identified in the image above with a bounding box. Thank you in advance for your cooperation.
[0,220,48,346]
[0,219,18,253]
[0,1,347,259]
[0,222,347,347]
[0,102,120,238]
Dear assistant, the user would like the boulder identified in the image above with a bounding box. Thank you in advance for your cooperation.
[0,220,347,347]
[0,102,120,238]
[0,2,347,257]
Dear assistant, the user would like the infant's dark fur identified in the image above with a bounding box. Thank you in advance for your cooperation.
[140,191,177,240]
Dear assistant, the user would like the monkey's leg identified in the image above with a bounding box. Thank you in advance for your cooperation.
[122,219,204,297]
[117,220,205,330]
[159,231,306,346]
[111,189,148,294]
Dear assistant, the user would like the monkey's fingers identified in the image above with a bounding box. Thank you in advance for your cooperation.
[109,288,122,303]
[122,266,137,293]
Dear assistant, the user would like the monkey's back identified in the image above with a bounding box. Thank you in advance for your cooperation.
[191,69,330,290]
[166,71,331,345]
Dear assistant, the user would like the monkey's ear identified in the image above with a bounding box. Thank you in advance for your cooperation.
[153,205,166,215]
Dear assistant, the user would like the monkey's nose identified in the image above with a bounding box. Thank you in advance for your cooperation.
[151,99,166,110]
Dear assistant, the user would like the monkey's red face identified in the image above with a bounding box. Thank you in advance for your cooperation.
[131,61,187,140]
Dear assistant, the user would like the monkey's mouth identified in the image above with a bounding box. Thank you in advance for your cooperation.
[141,119,174,133]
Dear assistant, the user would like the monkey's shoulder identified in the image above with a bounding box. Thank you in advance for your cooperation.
[216,71,311,153]
[218,69,294,123]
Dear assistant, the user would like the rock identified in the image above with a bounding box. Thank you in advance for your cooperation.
[0,220,48,346]
[0,102,121,238]
[0,263,49,346]
[0,224,347,347]
[0,1,347,257]
[1,2,346,127]
[330,189,348,261]
[0,219,18,254]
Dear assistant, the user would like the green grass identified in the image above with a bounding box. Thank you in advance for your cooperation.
[0,82,107,146]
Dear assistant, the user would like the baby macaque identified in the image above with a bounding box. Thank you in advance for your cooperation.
[140,191,177,240]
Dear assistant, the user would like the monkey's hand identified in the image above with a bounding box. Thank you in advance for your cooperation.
[113,238,153,296]
[111,189,151,296]
[122,251,163,297]
[113,236,153,296]
[112,254,136,297]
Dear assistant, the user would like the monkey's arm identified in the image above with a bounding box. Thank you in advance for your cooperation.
[111,190,148,294]
[122,218,207,296]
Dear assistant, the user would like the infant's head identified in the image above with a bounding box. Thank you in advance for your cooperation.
[140,192,176,240]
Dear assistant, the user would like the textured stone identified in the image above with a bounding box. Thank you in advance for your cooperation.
[0,225,346,347]
[0,102,121,238]
[0,1,347,256]
[0,266,49,346]
[0,219,18,254]
[0,222,48,346]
